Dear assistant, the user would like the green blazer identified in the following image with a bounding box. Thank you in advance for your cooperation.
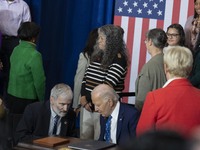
[8,40,46,101]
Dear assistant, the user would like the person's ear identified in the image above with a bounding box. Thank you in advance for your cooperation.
[50,96,55,105]
[31,37,36,43]
[149,39,153,46]
[108,98,113,107]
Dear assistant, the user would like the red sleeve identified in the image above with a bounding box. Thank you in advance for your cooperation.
[136,92,157,136]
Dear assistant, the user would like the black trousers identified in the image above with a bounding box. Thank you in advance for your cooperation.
[6,94,38,114]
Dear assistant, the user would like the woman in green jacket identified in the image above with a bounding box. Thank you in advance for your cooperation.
[7,22,46,114]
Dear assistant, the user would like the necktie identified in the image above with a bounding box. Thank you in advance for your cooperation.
[105,115,112,142]
[53,115,60,135]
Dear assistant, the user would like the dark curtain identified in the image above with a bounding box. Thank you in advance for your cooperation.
[23,0,42,24]
[24,0,115,99]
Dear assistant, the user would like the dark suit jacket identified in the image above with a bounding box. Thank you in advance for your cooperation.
[189,50,200,88]
[14,101,76,144]
[99,102,140,146]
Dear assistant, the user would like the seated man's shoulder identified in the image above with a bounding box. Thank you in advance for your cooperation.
[24,101,47,114]
[66,108,76,120]
[27,101,45,109]
[121,102,134,109]
[120,103,139,115]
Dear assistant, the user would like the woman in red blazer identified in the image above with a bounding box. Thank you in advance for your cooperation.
[137,46,200,137]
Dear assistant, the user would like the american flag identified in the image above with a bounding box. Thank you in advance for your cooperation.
[114,0,194,104]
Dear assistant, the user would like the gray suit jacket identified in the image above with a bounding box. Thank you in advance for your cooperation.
[135,53,166,111]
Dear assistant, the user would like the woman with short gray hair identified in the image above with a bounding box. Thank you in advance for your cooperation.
[135,28,167,111]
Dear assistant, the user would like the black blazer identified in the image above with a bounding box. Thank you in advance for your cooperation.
[14,101,76,144]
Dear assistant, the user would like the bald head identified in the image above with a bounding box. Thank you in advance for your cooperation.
[91,84,119,117]
[92,84,113,98]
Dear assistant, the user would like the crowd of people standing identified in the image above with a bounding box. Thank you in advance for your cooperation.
[0,0,200,150]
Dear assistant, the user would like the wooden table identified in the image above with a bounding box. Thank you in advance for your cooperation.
[13,137,119,150]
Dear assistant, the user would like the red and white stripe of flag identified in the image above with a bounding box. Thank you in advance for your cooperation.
[114,0,194,104]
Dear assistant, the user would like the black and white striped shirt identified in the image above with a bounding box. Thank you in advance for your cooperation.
[81,54,127,103]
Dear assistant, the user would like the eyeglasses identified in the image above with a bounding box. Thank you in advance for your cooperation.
[166,33,180,38]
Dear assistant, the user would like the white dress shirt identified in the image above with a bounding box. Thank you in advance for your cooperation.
[0,0,31,36]
[48,107,61,136]
[110,101,120,144]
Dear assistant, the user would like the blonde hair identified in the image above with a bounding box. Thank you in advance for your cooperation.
[164,46,193,78]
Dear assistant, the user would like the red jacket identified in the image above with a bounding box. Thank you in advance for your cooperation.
[136,78,200,137]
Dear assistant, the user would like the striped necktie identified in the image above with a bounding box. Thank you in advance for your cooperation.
[53,115,60,135]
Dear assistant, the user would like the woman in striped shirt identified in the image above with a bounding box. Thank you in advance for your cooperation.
[80,24,129,140]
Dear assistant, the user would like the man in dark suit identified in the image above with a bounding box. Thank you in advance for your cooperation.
[14,83,76,144]
[91,84,140,146]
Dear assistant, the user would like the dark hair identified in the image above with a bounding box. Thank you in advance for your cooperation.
[146,28,167,49]
[194,0,198,19]
[166,23,185,46]
[123,130,188,150]
[116,25,124,35]
[17,22,40,41]
[83,28,98,59]
[194,33,200,57]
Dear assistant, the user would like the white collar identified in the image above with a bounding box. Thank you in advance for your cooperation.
[110,101,120,119]
[50,106,58,118]
[163,77,184,88]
